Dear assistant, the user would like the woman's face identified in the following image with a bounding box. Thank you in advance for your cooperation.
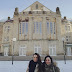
[33,55,38,62]
[45,57,51,65]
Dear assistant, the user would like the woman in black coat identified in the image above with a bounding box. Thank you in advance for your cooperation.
[42,56,60,72]
[26,53,43,72]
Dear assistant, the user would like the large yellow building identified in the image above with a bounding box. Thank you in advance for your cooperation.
[0,1,72,56]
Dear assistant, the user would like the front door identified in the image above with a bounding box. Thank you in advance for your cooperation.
[4,47,8,56]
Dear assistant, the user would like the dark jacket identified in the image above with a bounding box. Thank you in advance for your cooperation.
[42,62,60,72]
[29,60,37,72]
[26,60,43,72]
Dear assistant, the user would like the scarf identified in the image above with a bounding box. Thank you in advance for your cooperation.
[29,60,37,72]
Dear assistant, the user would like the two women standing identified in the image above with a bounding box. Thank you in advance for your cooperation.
[26,53,60,72]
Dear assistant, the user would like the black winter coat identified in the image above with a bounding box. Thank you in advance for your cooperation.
[42,62,60,72]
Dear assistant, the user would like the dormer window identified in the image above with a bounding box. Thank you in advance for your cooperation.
[36,4,38,9]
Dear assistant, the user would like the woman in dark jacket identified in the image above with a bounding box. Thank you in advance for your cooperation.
[26,53,43,72]
[42,56,60,72]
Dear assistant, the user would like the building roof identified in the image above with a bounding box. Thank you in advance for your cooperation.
[22,1,52,12]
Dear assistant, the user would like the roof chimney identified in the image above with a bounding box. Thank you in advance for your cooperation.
[14,7,19,15]
[8,17,10,20]
[56,7,61,15]
[64,16,66,20]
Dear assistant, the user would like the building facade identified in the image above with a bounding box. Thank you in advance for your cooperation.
[0,22,4,54]
[0,1,72,56]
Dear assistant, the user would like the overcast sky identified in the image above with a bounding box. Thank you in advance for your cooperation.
[0,0,72,20]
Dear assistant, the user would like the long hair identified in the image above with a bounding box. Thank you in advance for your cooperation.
[42,55,53,71]
[33,53,42,72]
[44,55,53,64]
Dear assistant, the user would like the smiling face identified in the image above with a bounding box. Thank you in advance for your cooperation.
[33,55,38,62]
[45,57,51,65]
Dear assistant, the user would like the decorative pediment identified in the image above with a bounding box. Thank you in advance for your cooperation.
[22,1,52,12]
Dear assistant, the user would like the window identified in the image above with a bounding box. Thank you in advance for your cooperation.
[20,23,21,34]
[65,26,70,31]
[50,22,53,34]
[66,36,68,38]
[4,47,9,56]
[65,26,67,31]
[4,26,7,31]
[36,22,38,33]
[67,47,71,56]
[54,22,56,34]
[22,22,25,34]
[68,26,70,31]
[34,45,42,55]
[36,4,38,9]
[7,26,10,32]
[66,36,71,42]
[7,36,9,41]
[40,22,42,34]
[49,44,56,56]
[4,36,9,42]
[4,26,10,32]
[26,22,28,34]
[19,22,28,35]
[47,22,49,33]
[34,22,42,34]
[66,39,68,41]
[66,36,68,41]
[19,45,26,56]
[4,37,6,42]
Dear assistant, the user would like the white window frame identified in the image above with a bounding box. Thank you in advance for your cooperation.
[7,26,10,32]
[26,22,28,34]
[67,47,71,56]
[50,22,53,34]
[36,22,39,33]
[34,22,42,34]
[19,45,26,56]
[54,22,56,34]
[65,25,70,32]
[4,47,9,56]
[47,21,49,34]
[19,22,28,35]
[68,26,70,31]
[39,22,42,34]
[49,45,56,56]
[20,23,21,34]
[34,45,42,56]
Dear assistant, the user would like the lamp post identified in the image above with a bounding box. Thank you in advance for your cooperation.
[12,38,16,65]
[62,37,66,64]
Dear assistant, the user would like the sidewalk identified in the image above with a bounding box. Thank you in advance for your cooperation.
[0,61,72,72]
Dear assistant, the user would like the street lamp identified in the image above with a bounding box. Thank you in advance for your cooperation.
[62,37,66,64]
[12,38,16,65]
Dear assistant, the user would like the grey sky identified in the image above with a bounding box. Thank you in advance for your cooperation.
[0,0,72,20]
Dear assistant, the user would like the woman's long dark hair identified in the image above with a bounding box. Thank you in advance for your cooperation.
[33,53,42,72]
[44,55,53,63]
[43,55,53,71]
